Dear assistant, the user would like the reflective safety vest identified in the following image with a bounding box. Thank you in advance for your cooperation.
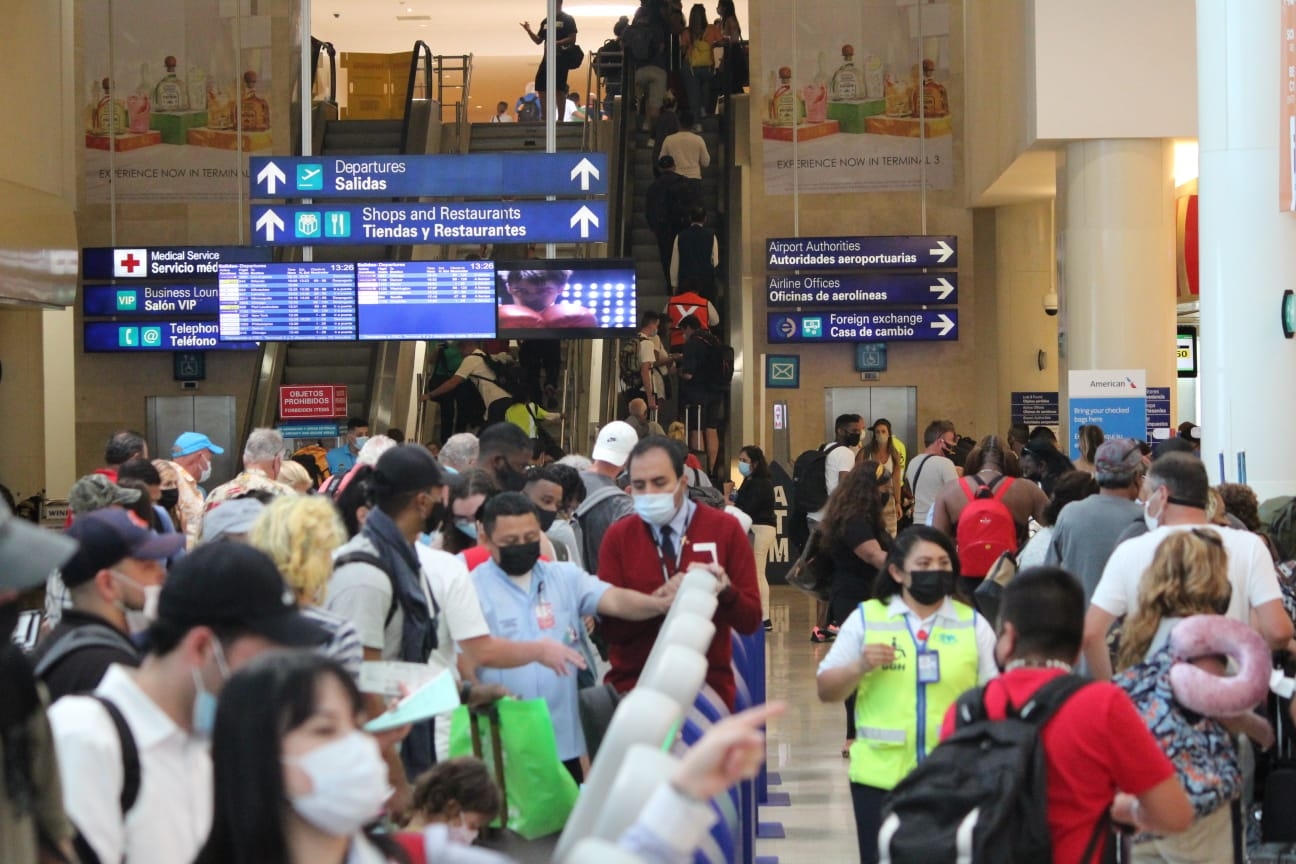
[849,599,979,790]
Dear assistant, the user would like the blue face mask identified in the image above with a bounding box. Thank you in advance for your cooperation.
[738,462,752,477]
[633,482,681,527]
[454,518,479,539]
[191,637,230,737]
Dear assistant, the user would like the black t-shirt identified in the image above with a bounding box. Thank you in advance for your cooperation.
[828,513,880,611]
[538,12,578,54]
[30,610,141,702]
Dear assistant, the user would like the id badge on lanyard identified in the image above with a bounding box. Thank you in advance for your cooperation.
[908,619,941,685]
[535,582,556,630]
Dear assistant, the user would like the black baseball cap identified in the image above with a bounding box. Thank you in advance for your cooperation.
[61,509,185,588]
[374,444,444,495]
[155,542,325,647]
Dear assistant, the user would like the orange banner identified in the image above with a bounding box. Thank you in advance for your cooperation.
[1283,0,1296,211]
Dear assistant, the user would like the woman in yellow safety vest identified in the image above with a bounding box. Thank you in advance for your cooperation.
[815,525,999,864]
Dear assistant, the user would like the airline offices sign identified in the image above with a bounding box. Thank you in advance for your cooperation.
[766,272,957,306]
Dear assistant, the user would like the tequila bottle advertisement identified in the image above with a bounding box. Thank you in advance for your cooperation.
[758,0,954,195]
[80,0,289,202]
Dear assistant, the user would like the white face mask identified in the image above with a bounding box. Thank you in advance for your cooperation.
[112,570,162,633]
[285,730,391,836]
[447,822,480,846]
[1143,491,1162,531]
[199,458,213,484]
[632,480,682,527]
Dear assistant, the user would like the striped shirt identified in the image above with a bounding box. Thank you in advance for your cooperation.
[301,605,364,681]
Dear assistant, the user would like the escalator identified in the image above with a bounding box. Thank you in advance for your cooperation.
[246,41,445,440]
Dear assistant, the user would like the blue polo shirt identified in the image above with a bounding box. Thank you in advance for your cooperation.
[325,444,357,477]
[472,558,610,761]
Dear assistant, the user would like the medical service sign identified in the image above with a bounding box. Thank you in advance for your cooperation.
[1068,369,1149,457]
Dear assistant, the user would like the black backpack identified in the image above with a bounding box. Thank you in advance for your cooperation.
[791,443,843,515]
[621,17,662,63]
[878,674,1103,864]
[465,351,525,405]
[517,94,542,122]
[594,39,623,80]
[697,332,734,392]
[70,696,140,864]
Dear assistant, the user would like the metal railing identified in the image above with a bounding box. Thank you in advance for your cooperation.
[311,38,337,104]
[401,41,435,150]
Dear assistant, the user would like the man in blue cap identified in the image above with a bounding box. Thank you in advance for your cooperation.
[32,508,185,701]
[169,432,224,549]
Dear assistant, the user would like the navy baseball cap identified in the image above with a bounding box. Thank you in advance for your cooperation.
[61,508,185,588]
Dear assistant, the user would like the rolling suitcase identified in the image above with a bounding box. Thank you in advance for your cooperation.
[1263,692,1296,843]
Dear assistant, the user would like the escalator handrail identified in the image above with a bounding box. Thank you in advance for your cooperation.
[402,40,435,152]
[311,39,338,105]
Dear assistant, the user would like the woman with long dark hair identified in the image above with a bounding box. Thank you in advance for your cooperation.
[194,651,407,864]
[816,525,997,864]
[735,445,776,630]
[860,419,904,538]
[819,461,892,756]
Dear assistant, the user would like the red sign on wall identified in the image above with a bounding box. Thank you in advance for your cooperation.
[1282,0,1296,212]
[279,385,348,419]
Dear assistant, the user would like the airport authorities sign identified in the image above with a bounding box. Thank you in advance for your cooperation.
[250,153,608,199]
[250,201,607,246]
[766,235,958,270]
[768,310,958,343]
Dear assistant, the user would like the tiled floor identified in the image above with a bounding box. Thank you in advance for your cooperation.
[756,586,860,862]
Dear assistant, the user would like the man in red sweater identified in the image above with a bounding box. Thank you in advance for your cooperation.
[597,436,761,709]
[938,567,1191,862]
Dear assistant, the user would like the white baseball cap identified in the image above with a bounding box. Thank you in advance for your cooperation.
[591,421,640,468]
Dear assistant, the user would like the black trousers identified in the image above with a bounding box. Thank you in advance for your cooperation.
[851,781,888,864]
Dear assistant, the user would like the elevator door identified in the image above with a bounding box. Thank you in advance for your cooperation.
[823,387,919,457]
[145,396,238,488]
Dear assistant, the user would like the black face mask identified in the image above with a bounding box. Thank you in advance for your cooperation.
[0,602,20,641]
[497,541,542,576]
[843,432,862,448]
[536,507,558,532]
[497,461,529,493]
[159,489,180,510]
[906,570,955,605]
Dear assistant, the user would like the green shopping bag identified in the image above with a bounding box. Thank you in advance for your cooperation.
[448,698,580,839]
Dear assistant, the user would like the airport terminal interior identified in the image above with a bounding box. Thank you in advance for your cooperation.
[4,0,1296,861]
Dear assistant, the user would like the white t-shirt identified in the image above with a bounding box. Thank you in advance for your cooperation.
[326,535,489,675]
[809,443,857,523]
[817,596,1000,685]
[1091,524,1283,625]
[905,452,958,526]
[455,351,510,406]
[636,333,665,397]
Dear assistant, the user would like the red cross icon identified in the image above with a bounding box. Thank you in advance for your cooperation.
[119,253,142,273]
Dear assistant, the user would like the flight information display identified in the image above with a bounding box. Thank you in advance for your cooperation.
[356,260,497,340]
[218,263,357,342]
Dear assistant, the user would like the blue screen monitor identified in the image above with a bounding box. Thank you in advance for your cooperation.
[494,258,637,338]
[218,262,357,342]
[356,260,497,340]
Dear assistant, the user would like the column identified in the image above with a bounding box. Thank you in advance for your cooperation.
[1196,0,1296,495]
[1055,139,1178,447]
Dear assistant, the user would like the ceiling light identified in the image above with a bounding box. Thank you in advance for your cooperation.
[397,14,431,19]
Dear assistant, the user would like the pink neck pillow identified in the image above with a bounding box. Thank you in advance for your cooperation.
[1168,614,1274,749]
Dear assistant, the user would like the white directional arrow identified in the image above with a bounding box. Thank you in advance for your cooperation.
[928,239,954,264]
[257,161,286,195]
[570,157,601,191]
[928,277,955,301]
[569,205,600,239]
[255,209,285,242]
[930,313,955,337]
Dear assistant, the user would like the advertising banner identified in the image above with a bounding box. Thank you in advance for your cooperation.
[758,0,954,194]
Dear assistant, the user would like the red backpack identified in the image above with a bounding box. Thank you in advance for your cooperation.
[956,475,1017,578]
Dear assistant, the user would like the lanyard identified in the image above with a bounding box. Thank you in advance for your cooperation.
[650,514,693,584]
[904,614,933,652]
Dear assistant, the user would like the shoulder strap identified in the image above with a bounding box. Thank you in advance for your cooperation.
[33,624,136,679]
[909,454,932,490]
[92,696,140,816]
[335,550,401,627]
[960,475,983,502]
[1017,674,1092,726]
[988,474,1014,500]
[574,484,624,518]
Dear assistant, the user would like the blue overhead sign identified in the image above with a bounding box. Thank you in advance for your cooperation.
[84,321,256,353]
[766,235,958,271]
[250,201,607,246]
[84,283,220,317]
[768,310,958,343]
[82,245,271,281]
[1011,391,1060,427]
[250,153,609,199]
[767,273,957,307]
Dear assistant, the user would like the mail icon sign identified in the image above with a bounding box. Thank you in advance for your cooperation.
[767,355,800,389]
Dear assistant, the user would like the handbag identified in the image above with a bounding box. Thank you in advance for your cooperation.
[448,698,580,839]
[1113,646,1242,828]
[786,527,834,601]
[560,42,585,68]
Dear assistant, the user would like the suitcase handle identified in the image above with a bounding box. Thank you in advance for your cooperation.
[468,703,508,826]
